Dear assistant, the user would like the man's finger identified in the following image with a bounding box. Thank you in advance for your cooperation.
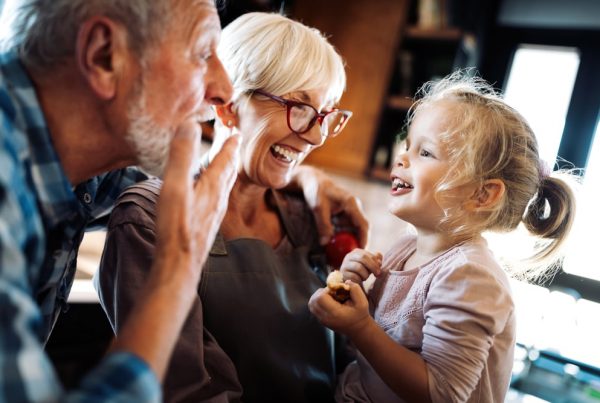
[163,121,201,188]
[196,134,240,192]
[191,134,240,234]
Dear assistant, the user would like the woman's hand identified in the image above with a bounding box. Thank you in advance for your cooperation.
[308,282,372,337]
[341,249,383,284]
[289,165,369,247]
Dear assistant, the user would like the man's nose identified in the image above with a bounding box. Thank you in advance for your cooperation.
[205,55,233,106]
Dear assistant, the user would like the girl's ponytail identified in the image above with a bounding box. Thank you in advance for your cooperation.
[520,171,579,279]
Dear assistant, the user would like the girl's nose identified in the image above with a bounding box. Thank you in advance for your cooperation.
[394,152,409,168]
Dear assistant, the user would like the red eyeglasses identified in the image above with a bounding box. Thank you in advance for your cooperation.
[254,89,352,138]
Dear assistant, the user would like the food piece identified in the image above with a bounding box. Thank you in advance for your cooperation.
[325,231,358,268]
[326,270,351,303]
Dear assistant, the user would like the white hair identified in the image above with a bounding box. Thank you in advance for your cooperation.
[218,12,346,106]
[7,0,173,68]
[126,107,172,177]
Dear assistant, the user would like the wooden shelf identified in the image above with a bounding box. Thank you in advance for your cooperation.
[365,1,471,182]
[387,95,414,110]
[405,26,462,41]
[293,0,410,176]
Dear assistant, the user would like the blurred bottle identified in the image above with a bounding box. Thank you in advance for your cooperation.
[418,0,442,29]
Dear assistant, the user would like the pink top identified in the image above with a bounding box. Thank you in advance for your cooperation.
[336,235,516,403]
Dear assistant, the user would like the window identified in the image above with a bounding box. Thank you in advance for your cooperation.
[496,36,600,292]
[503,45,600,282]
[562,116,600,281]
[503,45,580,166]
[495,37,600,369]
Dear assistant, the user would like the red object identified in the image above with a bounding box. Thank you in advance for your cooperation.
[325,231,359,268]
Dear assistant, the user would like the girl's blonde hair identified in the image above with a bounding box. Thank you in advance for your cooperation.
[217,12,346,106]
[408,71,578,281]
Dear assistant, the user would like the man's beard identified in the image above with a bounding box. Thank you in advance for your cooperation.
[125,81,172,177]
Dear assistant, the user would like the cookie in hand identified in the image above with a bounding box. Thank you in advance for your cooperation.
[326,270,351,303]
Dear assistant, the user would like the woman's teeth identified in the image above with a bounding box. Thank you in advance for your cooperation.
[392,177,413,190]
[271,145,299,162]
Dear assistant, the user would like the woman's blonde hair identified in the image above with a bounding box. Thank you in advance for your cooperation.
[217,12,346,106]
[407,70,578,281]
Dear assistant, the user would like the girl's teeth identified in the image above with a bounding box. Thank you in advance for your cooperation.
[392,178,413,190]
[272,145,299,162]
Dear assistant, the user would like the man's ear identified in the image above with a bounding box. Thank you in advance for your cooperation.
[215,103,237,128]
[75,16,129,100]
[464,179,505,211]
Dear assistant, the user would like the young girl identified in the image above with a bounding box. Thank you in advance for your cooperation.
[309,72,577,403]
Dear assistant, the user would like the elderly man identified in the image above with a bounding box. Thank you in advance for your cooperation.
[0,0,367,401]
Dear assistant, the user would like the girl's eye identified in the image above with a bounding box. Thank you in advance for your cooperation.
[420,149,432,157]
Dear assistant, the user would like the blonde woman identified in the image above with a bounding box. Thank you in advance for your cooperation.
[310,71,578,403]
[97,12,356,403]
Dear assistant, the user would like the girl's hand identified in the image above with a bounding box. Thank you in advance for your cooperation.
[341,249,383,284]
[309,281,372,337]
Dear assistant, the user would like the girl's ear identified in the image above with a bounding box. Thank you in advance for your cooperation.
[464,179,506,211]
[215,103,237,128]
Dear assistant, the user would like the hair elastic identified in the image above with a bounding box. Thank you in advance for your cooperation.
[539,160,552,181]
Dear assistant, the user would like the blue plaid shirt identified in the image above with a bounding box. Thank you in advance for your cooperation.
[0,50,160,402]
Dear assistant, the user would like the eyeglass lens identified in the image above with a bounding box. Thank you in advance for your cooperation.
[289,105,348,137]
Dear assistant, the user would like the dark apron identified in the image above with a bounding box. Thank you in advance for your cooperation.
[199,190,338,403]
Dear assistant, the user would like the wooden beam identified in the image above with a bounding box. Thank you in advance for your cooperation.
[292,0,409,175]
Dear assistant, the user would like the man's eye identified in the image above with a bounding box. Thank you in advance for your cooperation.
[195,47,212,62]
[199,52,212,61]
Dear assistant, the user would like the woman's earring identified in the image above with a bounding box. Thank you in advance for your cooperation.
[227,119,233,127]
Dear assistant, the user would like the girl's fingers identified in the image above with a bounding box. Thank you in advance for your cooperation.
[343,270,365,284]
[342,249,383,278]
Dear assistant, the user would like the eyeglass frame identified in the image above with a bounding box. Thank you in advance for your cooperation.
[253,89,352,138]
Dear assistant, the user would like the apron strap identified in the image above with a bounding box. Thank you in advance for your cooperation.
[271,190,329,282]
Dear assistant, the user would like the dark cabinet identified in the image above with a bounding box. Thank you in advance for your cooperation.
[368,0,478,180]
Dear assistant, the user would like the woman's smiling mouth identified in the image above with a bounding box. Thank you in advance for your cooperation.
[271,144,300,163]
